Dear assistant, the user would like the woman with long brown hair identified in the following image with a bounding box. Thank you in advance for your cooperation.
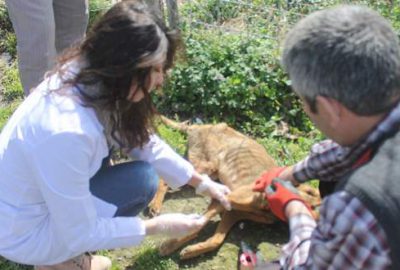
[0,1,231,269]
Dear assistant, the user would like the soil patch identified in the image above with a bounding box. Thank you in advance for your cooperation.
[108,185,288,269]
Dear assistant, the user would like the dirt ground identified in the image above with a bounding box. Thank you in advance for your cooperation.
[107,185,289,270]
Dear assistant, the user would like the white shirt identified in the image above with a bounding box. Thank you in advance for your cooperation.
[0,70,194,265]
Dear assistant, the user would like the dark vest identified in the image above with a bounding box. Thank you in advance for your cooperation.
[335,133,400,270]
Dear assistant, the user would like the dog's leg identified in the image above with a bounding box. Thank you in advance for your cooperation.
[179,210,276,259]
[159,200,224,256]
[178,210,240,259]
[147,178,169,217]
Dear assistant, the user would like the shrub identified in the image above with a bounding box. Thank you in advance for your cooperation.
[156,0,399,137]
[88,0,113,27]
[0,2,16,58]
[156,30,313,137]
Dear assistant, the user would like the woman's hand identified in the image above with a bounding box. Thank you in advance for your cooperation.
[145,213,207,237]
[195,174,232,210]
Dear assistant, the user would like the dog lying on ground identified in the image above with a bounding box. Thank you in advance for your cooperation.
[151,116,320,260]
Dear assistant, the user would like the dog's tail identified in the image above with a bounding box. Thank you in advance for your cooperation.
[159,115,190,132]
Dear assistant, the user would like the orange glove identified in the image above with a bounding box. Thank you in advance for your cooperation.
[253,167,286,192]
[265,178,312,222]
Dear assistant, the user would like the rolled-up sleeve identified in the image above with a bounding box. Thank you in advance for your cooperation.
[293,140,345,183]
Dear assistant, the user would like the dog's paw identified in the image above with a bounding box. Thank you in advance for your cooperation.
[179,245,197,260]
[145,204,161,217]
[180,243,208,260]
[159,238,180,256]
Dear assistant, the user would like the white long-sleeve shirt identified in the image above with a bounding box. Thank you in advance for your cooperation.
[0,71,194,265]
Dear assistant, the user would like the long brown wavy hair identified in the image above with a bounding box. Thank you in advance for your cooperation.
[52,0,180,148]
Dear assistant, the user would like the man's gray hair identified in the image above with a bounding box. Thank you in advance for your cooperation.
[282,5,400,115]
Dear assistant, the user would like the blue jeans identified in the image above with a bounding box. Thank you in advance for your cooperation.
[89,160,159,217]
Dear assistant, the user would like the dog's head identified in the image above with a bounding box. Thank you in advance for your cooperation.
[228,184,271,213]
[227,182,321,219]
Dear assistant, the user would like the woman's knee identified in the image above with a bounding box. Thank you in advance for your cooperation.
[124,161,158,198]
[92,160,160,217]
[91,160,159,202]
[115,161,159,216]
[137,161,158,191]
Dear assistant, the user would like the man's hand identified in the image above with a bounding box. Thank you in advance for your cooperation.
[196,174,232,210]
[253,167,287,192]
[264,178,312,222]
[145,213,207,237]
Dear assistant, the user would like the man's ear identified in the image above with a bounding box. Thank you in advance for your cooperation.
[316,95,343,128]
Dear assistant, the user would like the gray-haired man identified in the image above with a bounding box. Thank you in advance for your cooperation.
[258,5,400,269]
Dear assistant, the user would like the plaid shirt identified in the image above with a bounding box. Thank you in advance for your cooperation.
[293,103,400,183]
[281,192,391,269]
[279,103,400,269]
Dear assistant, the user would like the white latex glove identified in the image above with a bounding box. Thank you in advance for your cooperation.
[145,213,207,237]
[196,174,232,210]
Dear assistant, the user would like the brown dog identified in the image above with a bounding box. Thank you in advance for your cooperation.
[153,116,320,260]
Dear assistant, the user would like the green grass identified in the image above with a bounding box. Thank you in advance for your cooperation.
[0,60,23,131]
[1,63,23,102]
[88,0,114,27]
[258,136,317,166]
[0,31,16,58]
[0,100,20,130]
[0,258,30,270]
[0,2,15,58]
[156,121,188,156]
[130,242,178,270]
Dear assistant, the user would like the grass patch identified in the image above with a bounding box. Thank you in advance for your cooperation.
[0,60,23,133]
[0,100,20,130]
[0,31,16,58]
[89,0,114,27]
[156,120,187,156]
[1,63,23,102]
[0,258,30,270]
[131,242,178,270]
[0,2,15,58]
[258,135,318,166]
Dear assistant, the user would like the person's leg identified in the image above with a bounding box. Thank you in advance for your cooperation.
[5,0,56,95]
[34,160,157,270]
[34,253,111,270]
[53,0,88,54]
[90,160,159,217]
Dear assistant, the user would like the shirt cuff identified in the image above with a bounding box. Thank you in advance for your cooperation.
[288,213,316,237]
[105,216,146,248]
[280,214,316,268]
